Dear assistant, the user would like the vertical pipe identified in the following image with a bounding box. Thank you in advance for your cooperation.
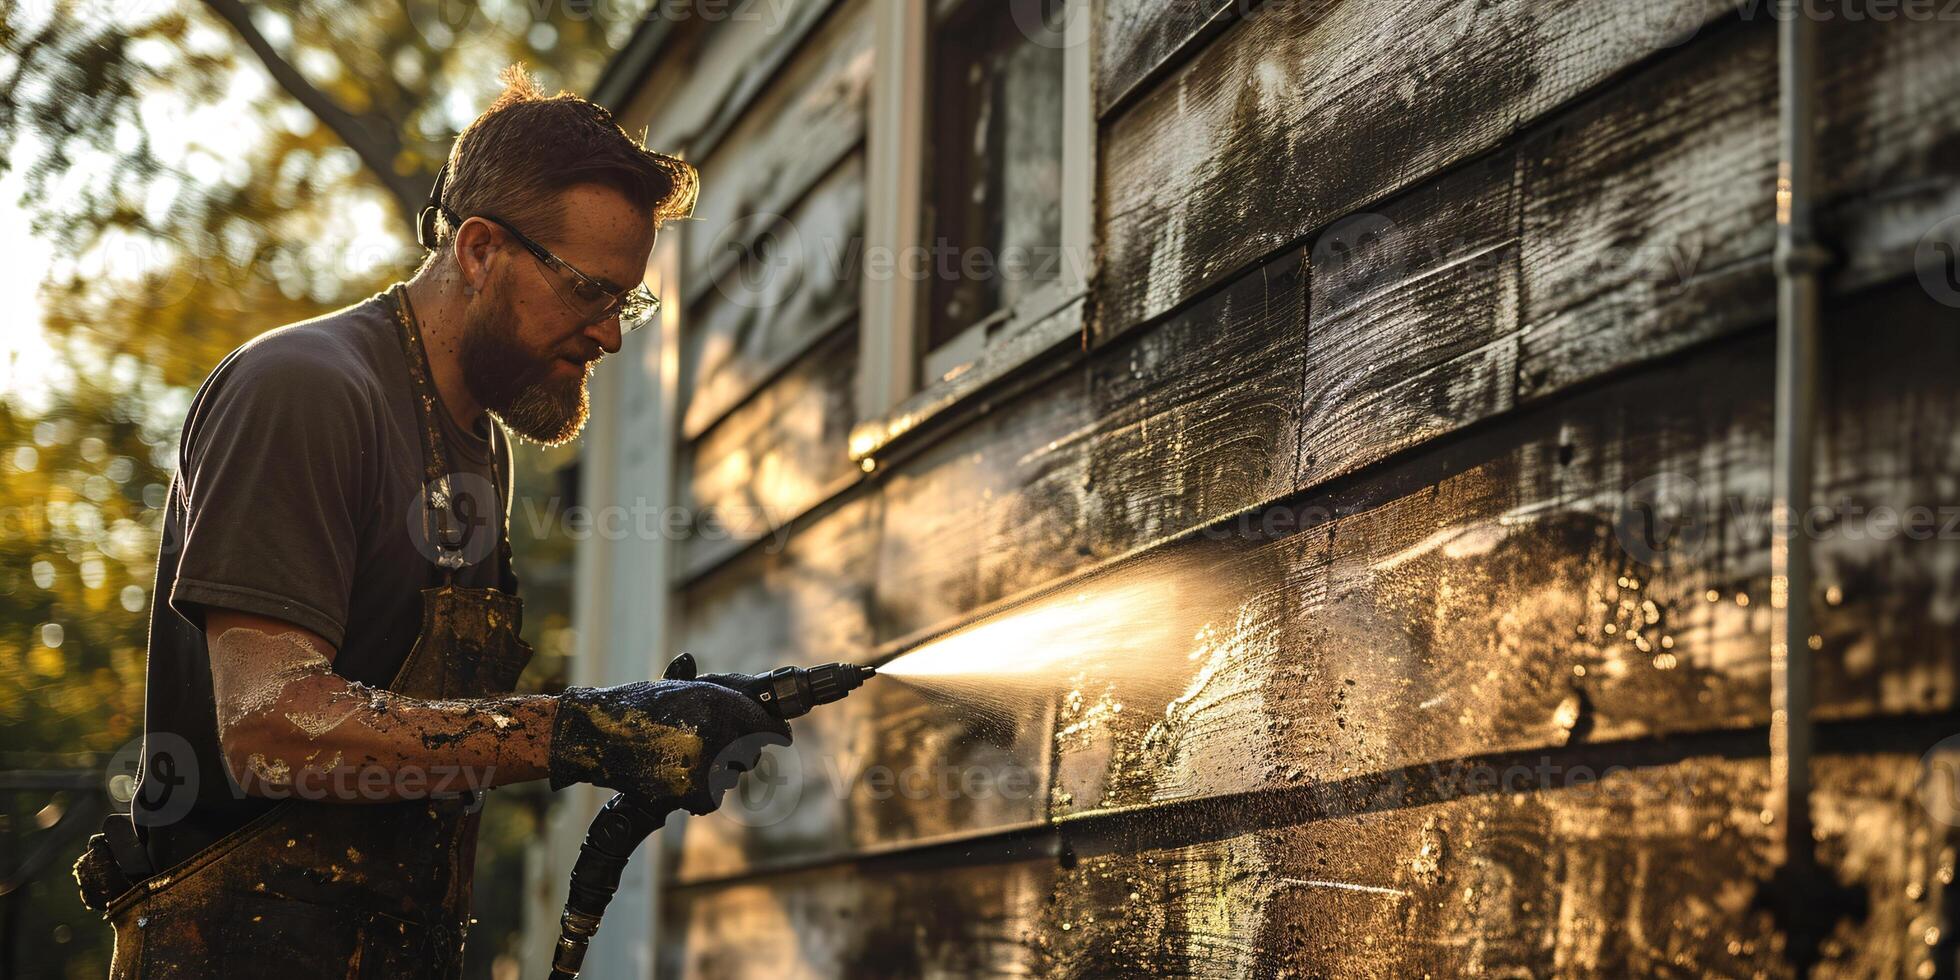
[1771,0,1826,877]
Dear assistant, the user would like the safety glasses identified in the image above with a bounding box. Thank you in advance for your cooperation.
[447,207,661,333]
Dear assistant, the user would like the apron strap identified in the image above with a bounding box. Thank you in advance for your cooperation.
[386,284,512,588]
[487,420,520,595]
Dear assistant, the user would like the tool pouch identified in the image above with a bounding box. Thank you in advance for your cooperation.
[74,813,153,913]
[73,834,131,913]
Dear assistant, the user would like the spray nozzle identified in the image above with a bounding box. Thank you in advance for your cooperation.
[660,653,876,719]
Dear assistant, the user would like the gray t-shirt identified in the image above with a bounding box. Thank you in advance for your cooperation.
[136,290,515,872]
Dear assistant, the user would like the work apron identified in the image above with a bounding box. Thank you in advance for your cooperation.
[99,284,533,978]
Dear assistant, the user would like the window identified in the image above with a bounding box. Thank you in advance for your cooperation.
[921,0,1068,382]
[855,0,1092,462]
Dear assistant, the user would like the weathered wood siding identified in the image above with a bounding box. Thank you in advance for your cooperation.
[607,1,1960,974]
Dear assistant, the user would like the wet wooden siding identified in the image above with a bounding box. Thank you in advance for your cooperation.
[613,1,1960,975]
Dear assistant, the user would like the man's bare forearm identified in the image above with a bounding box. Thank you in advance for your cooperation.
[210,626,558,802]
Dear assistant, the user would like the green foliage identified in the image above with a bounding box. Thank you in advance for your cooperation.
[0,367,172,757]
[1,1,652,974]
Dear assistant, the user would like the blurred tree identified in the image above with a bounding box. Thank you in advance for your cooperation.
[0,1,647,976]
[4,0,648,385]
[0,362,170,980]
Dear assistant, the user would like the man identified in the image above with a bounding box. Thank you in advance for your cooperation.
[71,69,790,977]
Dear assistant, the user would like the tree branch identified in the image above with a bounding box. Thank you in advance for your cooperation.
[198,0,423,221]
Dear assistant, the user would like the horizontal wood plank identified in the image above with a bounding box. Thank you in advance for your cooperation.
[620,0,840,153]
[1094,0,1263,118]
[871,362,1097,641]
[659,745,1954,976]
[1097,0,1735,341]
[1051,284,1960,821]
[670,493,879,879]
[661,857,1054,978]
[874,247,1312,642]
[1081,249,1310,561]
[680,0,873,297]
[1515,18,1776,400]
[681,323,860,577]
[1520,9,1960,398]
[1299,149,1521,488]
[1043,750,1950,977]
[682,152,866,439]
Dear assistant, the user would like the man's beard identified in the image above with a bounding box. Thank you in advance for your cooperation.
[459,283,593,447]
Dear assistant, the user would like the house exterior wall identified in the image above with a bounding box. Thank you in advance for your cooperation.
[592,1,1960,974]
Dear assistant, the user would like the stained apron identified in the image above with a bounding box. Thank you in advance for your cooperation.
[100,284,533,978]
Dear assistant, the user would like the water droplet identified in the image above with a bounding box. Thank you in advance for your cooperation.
[1552,694,1584,737]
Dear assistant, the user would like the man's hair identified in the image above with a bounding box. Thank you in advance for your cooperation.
[430,65,697,248]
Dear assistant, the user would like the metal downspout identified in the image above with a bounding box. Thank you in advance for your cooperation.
[1771,0,1827,881]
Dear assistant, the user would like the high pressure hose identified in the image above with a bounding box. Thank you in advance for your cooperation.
[547,653,875,979]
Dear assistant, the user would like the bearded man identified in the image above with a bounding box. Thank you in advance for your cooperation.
[72,68,790,978]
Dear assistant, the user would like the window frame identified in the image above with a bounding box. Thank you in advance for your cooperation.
[851,0,1095,465]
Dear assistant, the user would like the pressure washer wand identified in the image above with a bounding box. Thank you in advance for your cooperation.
[547,653,875,980]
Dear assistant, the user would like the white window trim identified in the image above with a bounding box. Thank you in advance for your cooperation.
[853,0,1096,464]
[858,0,928,434]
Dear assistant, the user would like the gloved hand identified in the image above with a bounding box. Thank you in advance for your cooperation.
[548,679,792,814]
[695,672,760,694]
[658,653,756,696]
[665,652,761,698]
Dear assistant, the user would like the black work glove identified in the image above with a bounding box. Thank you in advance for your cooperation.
[666,653,762,697]
[549,679,792,814]
[695,672,760,694]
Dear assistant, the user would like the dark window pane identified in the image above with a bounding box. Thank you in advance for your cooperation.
[923,0,1066,373]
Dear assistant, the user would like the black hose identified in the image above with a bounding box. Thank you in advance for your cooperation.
[548,653,698,980]
[544,654,871,976]
[547,792,675,980]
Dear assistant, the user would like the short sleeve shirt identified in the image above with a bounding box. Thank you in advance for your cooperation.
[136,290,515,872]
